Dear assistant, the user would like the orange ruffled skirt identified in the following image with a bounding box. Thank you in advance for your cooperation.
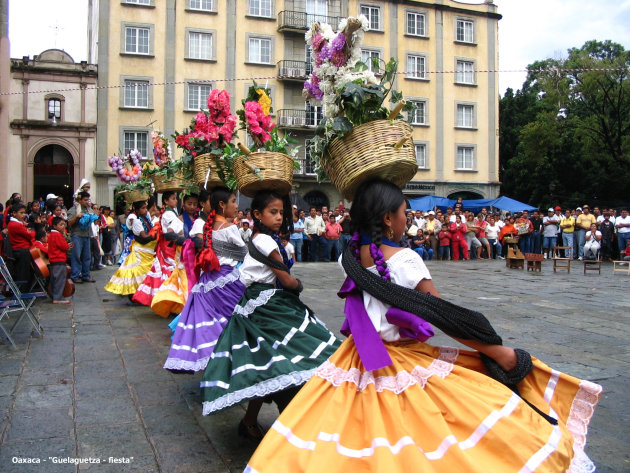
[246,337,601,473]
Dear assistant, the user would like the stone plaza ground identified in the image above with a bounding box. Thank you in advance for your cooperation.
[0,258,629,472]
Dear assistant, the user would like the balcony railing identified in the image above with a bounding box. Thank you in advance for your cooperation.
[277,60,312,81]
[277,108,323,129]
[294,156,316,175]
[278,11,341,33]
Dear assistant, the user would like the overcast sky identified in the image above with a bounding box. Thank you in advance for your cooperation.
[8,0,630,95]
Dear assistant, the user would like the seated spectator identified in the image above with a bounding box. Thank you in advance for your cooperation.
[465,214,482,259]
[584,223,602,260]
[410,228,433,261]
[7,203,35,290]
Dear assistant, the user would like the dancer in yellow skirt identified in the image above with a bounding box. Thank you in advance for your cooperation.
[246,179,601,473]
[105,200,156,296]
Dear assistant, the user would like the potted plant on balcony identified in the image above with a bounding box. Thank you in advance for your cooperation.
[173,89,238,190]
[108,150,153,203]
[303,16,419,200]
[231,83,300,197]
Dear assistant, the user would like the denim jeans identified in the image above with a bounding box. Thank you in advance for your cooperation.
[562,233,574,259]
[488,239,502,258]
[340,234,352,252]
[438,246,450,260]
[328,239,341,261]
[71,235,91,280]
[290,238,303,262]
[543,236,557,252]
[531,231,542,254]
[618,232,630,259]
[519,234,532,254]
[308,235,328,262]
[414,247,434,261]
[574,229,586,258]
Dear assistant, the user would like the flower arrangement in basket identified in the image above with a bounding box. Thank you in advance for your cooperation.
[303,16,419,199]
[108,149,153,203]
[141,130,191,193]
[173,89,238,190]
[230,83,300,197]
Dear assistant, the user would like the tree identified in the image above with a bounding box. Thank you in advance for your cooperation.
[500,40,630,208]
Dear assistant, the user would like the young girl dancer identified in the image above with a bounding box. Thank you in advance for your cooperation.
[246,178,601,473]
[133,191,180,307]
[105,200,156,296]
[164,188,247,372]
[200,190,340,439]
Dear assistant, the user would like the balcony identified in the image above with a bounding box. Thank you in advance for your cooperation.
[278,11,341,33]
[294,156,316,176]
[277,60,312,81]
[277,108,323,129]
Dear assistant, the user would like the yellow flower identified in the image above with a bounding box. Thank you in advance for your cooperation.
[257,89,271,116]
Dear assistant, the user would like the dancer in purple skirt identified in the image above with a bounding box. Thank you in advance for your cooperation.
[164,188,247,372]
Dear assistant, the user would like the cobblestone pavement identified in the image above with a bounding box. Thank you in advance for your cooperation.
[0,259,628,472]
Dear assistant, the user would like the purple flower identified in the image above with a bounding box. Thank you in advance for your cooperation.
[331,33,346,53]
[331,50,346,67]
[317,44,332,63]
[304,78,323,100]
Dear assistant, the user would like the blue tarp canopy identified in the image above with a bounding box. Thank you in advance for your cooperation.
[407,195,538,213]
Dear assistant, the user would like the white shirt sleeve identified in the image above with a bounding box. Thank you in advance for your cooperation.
[132,218,145,236]
[254,233,280,257]
[162,211,183,234]
[189,218,205,237]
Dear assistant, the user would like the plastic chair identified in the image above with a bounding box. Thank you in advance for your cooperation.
[0,256,45,344]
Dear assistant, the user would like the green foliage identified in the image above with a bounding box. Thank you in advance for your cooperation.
[500,40,630,208]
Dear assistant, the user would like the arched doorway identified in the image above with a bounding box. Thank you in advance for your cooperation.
[303,190,329,210]
[33,145,74,206]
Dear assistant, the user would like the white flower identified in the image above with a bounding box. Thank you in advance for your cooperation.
[337,18,348,32]
[358,14,369,30]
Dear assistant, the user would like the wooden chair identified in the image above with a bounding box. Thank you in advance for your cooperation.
[613,260,630,275]
[552,246,571,273]
[583,258,602,275]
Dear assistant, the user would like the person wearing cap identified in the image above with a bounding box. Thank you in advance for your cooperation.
[575,205,596,260]
[421,210,441,257]
[559,209,575,259]
[542,208,560,259]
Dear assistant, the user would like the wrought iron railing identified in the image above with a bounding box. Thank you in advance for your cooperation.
[277,60,311,80]
[277,108,323,128]
[278,11,341,31]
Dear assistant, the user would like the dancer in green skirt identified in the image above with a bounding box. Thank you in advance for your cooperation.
[200,190,341,440]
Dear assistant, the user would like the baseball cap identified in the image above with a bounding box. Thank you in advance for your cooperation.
[46,193,59,200]
[554,206,561,210]
[428,211,435,215]
[576,207,582,211]
[547,208,554,212]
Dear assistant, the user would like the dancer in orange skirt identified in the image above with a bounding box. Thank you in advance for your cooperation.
[246,179,601,473]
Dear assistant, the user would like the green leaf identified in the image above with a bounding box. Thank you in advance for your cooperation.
[332,117,353,133]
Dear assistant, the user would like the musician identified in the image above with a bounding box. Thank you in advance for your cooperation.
[7,203,35,290]
[48,217,73,304]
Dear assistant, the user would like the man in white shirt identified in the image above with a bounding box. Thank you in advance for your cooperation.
[413,211,425,229]
[304,207,326,262]
[615,208,630,259]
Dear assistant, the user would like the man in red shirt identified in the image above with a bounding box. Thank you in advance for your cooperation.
[324,212,342,261]
[7,203,35,290]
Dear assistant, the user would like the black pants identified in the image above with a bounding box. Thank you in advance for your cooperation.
[11,248,32,291]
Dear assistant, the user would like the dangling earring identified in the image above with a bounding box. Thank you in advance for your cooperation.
[386,226,394,240]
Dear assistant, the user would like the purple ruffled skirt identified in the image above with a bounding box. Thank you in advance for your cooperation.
[163,265,246,372]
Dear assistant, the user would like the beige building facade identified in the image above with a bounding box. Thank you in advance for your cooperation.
[89,0,500,208]
[5,49,97,205]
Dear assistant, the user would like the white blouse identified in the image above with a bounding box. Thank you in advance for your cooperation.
[239,233,280,287]
[162,210,183,235]
[190,218,205,237]
[125,213,137,229]
[213,224,246,267]
[340,248,432,342]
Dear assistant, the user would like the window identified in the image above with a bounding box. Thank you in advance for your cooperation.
[187,83,213,111]
[456,146,474,170]
[305,101,323,127]
[456,19,474,43]
[125,26,150,54]
[360,5,381,31]
[249,37,272,64]
[406,54,427,79]
[48,99,61,119]
[415,143,427,169]
[249,0,272,17]
[124,131,148,157]
[406,11,426,36]
[409,100,427,125]
[188,32,213,60]
[189,0,214,10]
[457,104,475,128]
[124,80,149,108]
[361,49,381,73]
[456,60,475,84]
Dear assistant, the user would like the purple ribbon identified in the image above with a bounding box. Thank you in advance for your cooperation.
[338,277,434,371]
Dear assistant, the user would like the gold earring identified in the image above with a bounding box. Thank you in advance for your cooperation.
[386,226,394,239]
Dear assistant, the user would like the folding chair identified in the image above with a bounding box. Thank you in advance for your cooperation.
[0,295,22,347]
[0,256,45,343]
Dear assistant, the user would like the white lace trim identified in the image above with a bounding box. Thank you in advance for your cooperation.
[163,356,211,372]
[191,267,240,294]
[233,289,277,318]
[155,282,184,296]
[201,368,316,415]
[316,346,459,394]
[565,379,601,473]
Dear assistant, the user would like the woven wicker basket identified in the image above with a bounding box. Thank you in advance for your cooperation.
[193,153,225,190]
[152,170,186,193]
[123,190,151,204]
[323,120,418,200]
[233,151,294,197]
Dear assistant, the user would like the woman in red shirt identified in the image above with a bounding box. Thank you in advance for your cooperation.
[7,203,35,290]
[449,215,469,260]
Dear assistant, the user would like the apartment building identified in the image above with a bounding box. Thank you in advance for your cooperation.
[88,0,500,207]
